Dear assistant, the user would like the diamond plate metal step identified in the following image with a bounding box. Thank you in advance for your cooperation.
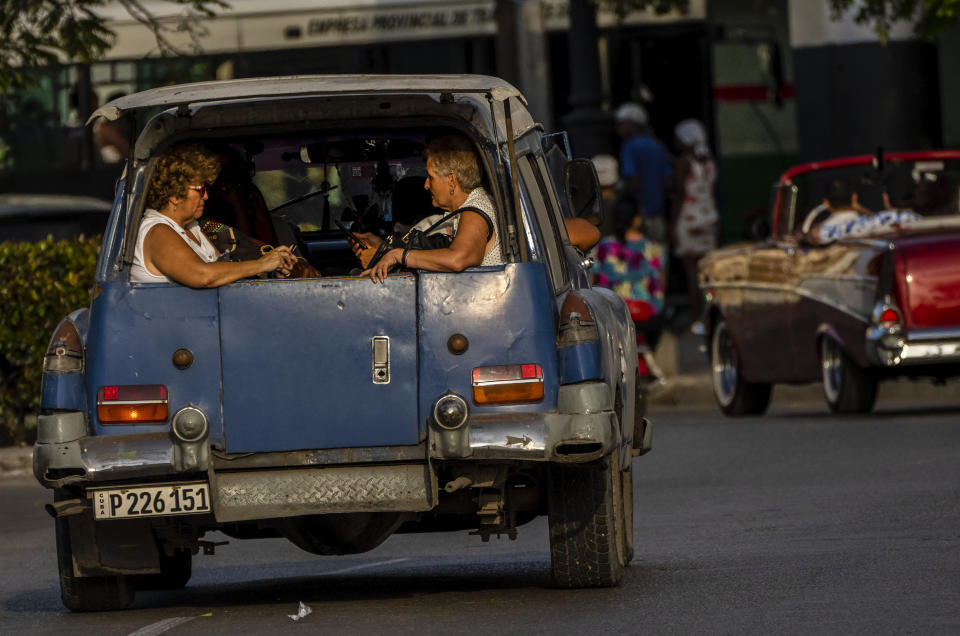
[213,463,436,522]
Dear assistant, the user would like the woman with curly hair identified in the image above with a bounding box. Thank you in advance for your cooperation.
[131,143,296,286]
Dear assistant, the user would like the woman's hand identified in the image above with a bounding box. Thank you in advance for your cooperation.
[258,245,297,277]
[350,232,383,268]
[361,248,402,283]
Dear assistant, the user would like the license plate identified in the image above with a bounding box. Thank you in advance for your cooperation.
[91,482,211,520]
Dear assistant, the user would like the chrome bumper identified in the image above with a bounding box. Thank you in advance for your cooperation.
[34,382,627,491]
[866,326,960,366]
[432,381,622,462]
[33,411,207,488]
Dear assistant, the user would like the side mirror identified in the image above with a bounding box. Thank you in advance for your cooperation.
[564,158,605,225]
[750,217,771,240]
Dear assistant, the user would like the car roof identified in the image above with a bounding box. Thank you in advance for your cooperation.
[89,74,526,123]
[0,194,112,219]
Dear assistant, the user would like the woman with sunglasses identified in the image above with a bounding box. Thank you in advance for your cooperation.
[131,143,296,286]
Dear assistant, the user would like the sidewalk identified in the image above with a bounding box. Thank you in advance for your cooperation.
[0,445,32,481]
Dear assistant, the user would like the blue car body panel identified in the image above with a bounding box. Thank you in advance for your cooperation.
[41,373,85,411]
[85,282,225,441]
[417,263,560,418]
[218,276,419,453]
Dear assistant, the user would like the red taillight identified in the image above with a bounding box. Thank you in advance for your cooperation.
[880,308,900,324]
[472,364,544,404]
[97,385,168,424]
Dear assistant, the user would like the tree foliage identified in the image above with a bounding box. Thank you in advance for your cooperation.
[0,0,228,92]
[827,0,960,42]
[0,234,100,445]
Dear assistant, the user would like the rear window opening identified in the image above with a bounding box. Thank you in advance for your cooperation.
[137,125,499,279]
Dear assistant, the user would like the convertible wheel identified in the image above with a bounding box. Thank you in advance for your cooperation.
[820,336,878,413]
[548,451,626,588]
[710,318,772,416]
[55,492,134,612]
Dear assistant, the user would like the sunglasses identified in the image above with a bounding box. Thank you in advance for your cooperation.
[189,184,208,197]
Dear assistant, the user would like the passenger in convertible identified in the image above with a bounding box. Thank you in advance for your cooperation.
[352,134,504,282]
[806,178,871,243]
[131,143,297,287]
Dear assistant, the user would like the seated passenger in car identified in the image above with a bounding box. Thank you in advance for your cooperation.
[352,134,504,282]
[807,178,872,243]
[131,143,297,287]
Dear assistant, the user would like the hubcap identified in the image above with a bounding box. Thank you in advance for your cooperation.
[821,337,843,403]
[711,322,737,406]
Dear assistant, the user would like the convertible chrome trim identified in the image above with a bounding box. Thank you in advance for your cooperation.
[705,278,874,323]
[866,325,960,366]
[900,341,960,363]
[907,327,960,342]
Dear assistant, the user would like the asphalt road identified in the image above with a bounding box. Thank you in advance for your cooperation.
[2,399,958,635]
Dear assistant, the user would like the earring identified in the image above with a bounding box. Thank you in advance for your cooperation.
[449,187,455,196]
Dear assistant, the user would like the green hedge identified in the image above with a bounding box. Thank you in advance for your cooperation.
[0,235,100,445]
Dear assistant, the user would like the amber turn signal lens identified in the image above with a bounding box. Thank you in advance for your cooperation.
[97,385,169,424]
[472,364,544,405]
[473,382,544,404]
[97,403,169,423]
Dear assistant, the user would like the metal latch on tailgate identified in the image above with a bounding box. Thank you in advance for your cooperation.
[372,336,390,384]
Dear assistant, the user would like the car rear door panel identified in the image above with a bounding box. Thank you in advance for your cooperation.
[218,276,419,453]
[86,283,224,440]
[417,263,559,419]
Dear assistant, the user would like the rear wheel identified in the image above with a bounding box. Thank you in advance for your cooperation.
[55,493,134,612]
[620,460,635,565]
[710,318,772,416]
[133,548,192,590]
[821,336,878,413]
[548,451,626,588]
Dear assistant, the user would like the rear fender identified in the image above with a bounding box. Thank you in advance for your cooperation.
[816,324,868,367]
[40,308,90,412]
[567,286,636,466]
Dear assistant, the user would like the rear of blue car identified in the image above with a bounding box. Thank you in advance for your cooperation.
[34,75,648,611]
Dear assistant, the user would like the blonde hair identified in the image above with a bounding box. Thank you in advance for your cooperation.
[423,135,482,192]
[146,143,220,210]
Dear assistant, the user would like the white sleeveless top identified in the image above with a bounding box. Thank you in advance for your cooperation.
[455,187,504,266]
[131,210,218,283]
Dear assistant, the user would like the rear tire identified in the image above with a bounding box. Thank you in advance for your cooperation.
[548,453,626,588]
[55,496,134,612]
[133,548,192,590]
[710,318,772,416]
[620,460,635,565]
[821,336,878,413]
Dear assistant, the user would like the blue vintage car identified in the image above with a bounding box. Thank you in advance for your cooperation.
[34,75,650,611]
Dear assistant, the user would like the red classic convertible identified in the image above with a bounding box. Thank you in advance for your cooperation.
[699,150,960,414]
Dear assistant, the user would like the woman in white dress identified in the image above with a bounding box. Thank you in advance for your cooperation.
[670,119,719,332]
[131,143,296,287]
